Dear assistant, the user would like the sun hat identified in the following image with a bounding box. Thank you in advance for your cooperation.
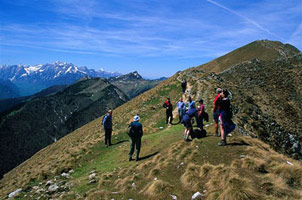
[134,115,140,121]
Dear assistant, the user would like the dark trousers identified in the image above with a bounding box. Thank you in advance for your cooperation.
[129,136,141,159]
[166,110,173,124]
[104,128,112,145]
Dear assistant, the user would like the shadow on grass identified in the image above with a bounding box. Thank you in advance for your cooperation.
[227,141,250,146]
[111,140,128,146]
[139,151,159,161]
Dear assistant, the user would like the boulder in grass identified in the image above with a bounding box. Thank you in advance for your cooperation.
[8,188,22,198]
[192,191,205,199]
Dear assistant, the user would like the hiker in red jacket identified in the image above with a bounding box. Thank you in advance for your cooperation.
[163,97,173,124]
[196,99,205,130]
[213,88,222,136]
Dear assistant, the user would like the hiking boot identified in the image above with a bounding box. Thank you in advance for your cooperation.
[218,140,227,146]
[135,158,140,162]
[129,157,133,162]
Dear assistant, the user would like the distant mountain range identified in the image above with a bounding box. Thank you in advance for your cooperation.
[0,61,121,98]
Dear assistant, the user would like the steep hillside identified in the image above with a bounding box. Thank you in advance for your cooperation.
[0,40,301,199]
[0,80,19,100]
[0,78,129,178]
[0,85,67,113]
[109,71,162,99]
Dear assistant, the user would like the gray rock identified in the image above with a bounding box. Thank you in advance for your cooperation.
[48,184,59,193]
[8,188,22,198]
[89,173,97,180]
[45,180,53,186]
[32,186,40,190]
[61,172,70,179]
[192,191,205,199]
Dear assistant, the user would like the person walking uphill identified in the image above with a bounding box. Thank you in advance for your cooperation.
[163,97,173,124]
[127,115,143,161]
[217,89,236,146]
[181,79,187,94]
[102,110,113,147]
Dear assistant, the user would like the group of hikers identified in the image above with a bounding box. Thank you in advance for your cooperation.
[101,80,236,161]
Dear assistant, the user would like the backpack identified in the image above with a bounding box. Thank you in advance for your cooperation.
[202,111,209,122]
[102,115,107,126]
[127,123,136,137]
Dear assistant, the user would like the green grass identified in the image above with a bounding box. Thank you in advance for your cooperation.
[71,125,184,194]
[67,123,249,199]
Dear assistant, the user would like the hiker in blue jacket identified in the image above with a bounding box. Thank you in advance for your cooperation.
[102,110,113,147]
[127,115,143,161]
[187,96,196,110]
[177,98,186,122]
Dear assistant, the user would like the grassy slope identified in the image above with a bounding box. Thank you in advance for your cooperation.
[1,40,301,199]
[195,40,299,73]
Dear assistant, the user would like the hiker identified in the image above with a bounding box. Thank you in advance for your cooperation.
[218,89,236,146]
[177,98,186,122]
[182,107,198,141]
[181,79,187,94]
[102,110,113,147]
[213,88,222,137]
[196,99,205,130]
[127,115,143,161]
[187,96,196,110]
[163,97,173,124]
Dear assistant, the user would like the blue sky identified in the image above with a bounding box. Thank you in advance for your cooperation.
[0,0,301,78]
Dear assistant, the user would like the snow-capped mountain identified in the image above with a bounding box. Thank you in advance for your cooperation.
[0,61,121,97]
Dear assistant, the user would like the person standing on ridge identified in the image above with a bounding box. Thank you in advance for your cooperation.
[196,99,205,130]
[218,89,236,146]
[187,96,195,110]
[102,110,113,147]
[177,98,186,123]
[213,88,222,137]
[163,97,173,124]
[127,115,143,161]
[181,79,187,94]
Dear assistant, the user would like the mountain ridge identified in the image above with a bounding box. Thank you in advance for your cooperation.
[1,40,302,199]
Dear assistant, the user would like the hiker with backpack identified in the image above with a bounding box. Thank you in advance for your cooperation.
[182,107,198,141]
[177,98,186,123]
[181,79,187,94]
[217,89,236,146]
[102,110,113,147]
[127,115,143,161]
[213,88,222,137]
[163,97,173,124]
